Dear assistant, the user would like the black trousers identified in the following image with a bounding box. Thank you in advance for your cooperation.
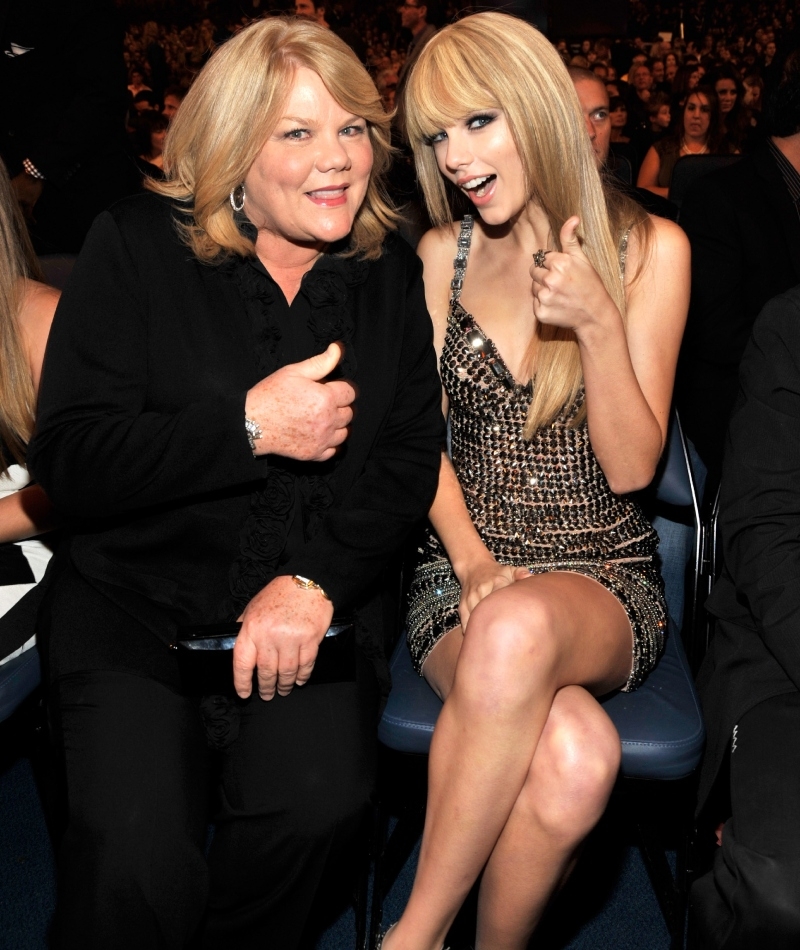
[49,659,378,950]
[690,691,800,949]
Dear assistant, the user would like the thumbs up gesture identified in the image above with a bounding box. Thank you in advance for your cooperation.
[244,341,356,461]
[530,216,615,335]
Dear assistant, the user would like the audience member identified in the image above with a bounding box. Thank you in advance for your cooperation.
[638,87,733,199]
[161,85,186,121]
[293,0,366,62]
[676,52,800,493]
[133,110,168,178]
[712,64,760,151]
[572,68,677,218]
[394,0,438,141]
[127,65,151,98]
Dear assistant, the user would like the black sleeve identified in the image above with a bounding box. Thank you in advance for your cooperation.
[718,289,800,690]
[281,252,444,608]
[679,176,747,370]
[28,210,262,519]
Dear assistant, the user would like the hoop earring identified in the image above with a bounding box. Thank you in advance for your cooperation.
[229,184,245,213]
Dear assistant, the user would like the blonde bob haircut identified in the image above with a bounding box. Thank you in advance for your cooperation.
[150,17,397,261]
[404,11,649,435]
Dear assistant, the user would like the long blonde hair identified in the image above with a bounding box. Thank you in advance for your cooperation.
[404,11,648,435]
[150,17,397,261]
[0,159,41,472]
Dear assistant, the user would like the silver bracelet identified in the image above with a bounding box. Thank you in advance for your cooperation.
[244,416,263,455]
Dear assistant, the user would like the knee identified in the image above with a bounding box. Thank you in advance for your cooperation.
[460,594,560,706]
[519,697,621,839]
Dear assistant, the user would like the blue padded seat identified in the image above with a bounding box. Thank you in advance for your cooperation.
[0,648,41,723]
[379,619,704,781]
[379,411,706,781]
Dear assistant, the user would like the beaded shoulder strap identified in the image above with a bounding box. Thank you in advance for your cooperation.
[618,225,632,282]
[450,215,474,303]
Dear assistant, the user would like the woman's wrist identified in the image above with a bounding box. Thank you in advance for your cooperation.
[451,548,498,586]
[573,299,624,348]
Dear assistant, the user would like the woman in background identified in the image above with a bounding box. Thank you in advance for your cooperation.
[638,87,735,199]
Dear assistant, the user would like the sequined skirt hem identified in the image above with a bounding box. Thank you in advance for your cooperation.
[405,556,666,692]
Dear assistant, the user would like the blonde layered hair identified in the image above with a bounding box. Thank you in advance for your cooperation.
[150,17,397,261]
[404,12,648,435]
[0,159,42,472]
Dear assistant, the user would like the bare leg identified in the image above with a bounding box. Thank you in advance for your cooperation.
[474,686,620,949]
[384,572,632,950]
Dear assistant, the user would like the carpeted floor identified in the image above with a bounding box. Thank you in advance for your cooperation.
[0,738,681,950]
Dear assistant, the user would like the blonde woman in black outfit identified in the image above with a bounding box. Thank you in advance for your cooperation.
[29,19,442,949]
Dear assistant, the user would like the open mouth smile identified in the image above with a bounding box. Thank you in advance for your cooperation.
[306,186,349,206]
[459,174,496,198]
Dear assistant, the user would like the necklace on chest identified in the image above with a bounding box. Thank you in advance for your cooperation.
[680,139,709,155]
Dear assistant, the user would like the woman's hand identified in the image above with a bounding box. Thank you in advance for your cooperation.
[530,217,617,338]
[456,555,525,631]
[245,342,356,462]
[233,575,334,700]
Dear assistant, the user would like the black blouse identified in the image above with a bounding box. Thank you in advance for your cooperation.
[29,193,444,690]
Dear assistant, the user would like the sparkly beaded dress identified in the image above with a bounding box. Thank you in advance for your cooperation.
[406,216,666,691]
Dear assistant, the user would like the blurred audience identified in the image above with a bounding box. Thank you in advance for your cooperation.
[676,50,800,494]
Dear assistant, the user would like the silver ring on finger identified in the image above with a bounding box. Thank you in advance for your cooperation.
[533,248,550,268]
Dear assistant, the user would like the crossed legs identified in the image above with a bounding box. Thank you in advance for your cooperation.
[385,571,634,950]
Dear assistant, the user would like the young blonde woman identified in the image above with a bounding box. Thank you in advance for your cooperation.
[381,12,690,950]
[0,158,57,665]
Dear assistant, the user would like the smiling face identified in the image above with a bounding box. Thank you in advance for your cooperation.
[430,109,527,225]
[683,92,711,141]
[243,67,373,253]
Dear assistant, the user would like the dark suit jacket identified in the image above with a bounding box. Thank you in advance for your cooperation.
[676,143,800,491]
[28,194,444,679]
[696,284,800,810]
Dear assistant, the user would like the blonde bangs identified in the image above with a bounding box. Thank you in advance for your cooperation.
[403,11,649,435]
